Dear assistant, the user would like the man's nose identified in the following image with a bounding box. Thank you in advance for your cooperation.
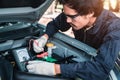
[66,17,72,23]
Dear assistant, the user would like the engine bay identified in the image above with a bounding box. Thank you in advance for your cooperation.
[0,22,119,80]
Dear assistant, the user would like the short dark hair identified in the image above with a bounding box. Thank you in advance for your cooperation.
[58,0,103,17]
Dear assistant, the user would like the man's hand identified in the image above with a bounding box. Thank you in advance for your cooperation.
[26,61,55,76]
[33,36,47,53]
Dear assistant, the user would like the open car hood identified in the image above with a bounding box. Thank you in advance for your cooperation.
[0,0,54,23]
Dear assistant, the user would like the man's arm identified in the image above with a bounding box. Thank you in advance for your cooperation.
[54,64,61,75]
[45,13,71,38]
[59,32,120,80]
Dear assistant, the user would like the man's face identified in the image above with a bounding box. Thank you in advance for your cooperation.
[63,5,92,30]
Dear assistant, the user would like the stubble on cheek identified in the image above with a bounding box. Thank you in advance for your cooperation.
[70,23,77,29]
[70,23,83,30]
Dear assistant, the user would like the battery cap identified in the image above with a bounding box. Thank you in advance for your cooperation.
[46,42,54,47]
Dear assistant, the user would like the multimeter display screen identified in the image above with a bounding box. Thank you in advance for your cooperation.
[16,48,30,62]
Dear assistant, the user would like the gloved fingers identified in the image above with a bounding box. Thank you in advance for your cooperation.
[33,36,48,53]
[33,39,43,47]
[33,46,44,53]
[28,60,43,64]
[27,65,35,73]
[27,61,56,76]
[33,40,39,46]
[26,64,33,70]
[33,40,40,48]
[28,69,35,73]
[33,41,44,53]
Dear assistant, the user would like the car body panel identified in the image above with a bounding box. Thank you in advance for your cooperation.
[0,0,54,23]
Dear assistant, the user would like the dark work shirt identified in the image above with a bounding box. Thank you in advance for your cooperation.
[45,9,120,80]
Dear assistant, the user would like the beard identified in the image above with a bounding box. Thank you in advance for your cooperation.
[70,23,78,30]
[70,23,84,30]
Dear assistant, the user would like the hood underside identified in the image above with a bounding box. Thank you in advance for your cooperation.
[0,0,54,23]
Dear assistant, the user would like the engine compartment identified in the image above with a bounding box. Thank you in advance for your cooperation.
[0,23,119,80]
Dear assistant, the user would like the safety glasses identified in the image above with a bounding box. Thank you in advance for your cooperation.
[65,14,80,20]
[62,9,81,20]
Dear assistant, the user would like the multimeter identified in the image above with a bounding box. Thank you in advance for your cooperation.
[13,48,31,71]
